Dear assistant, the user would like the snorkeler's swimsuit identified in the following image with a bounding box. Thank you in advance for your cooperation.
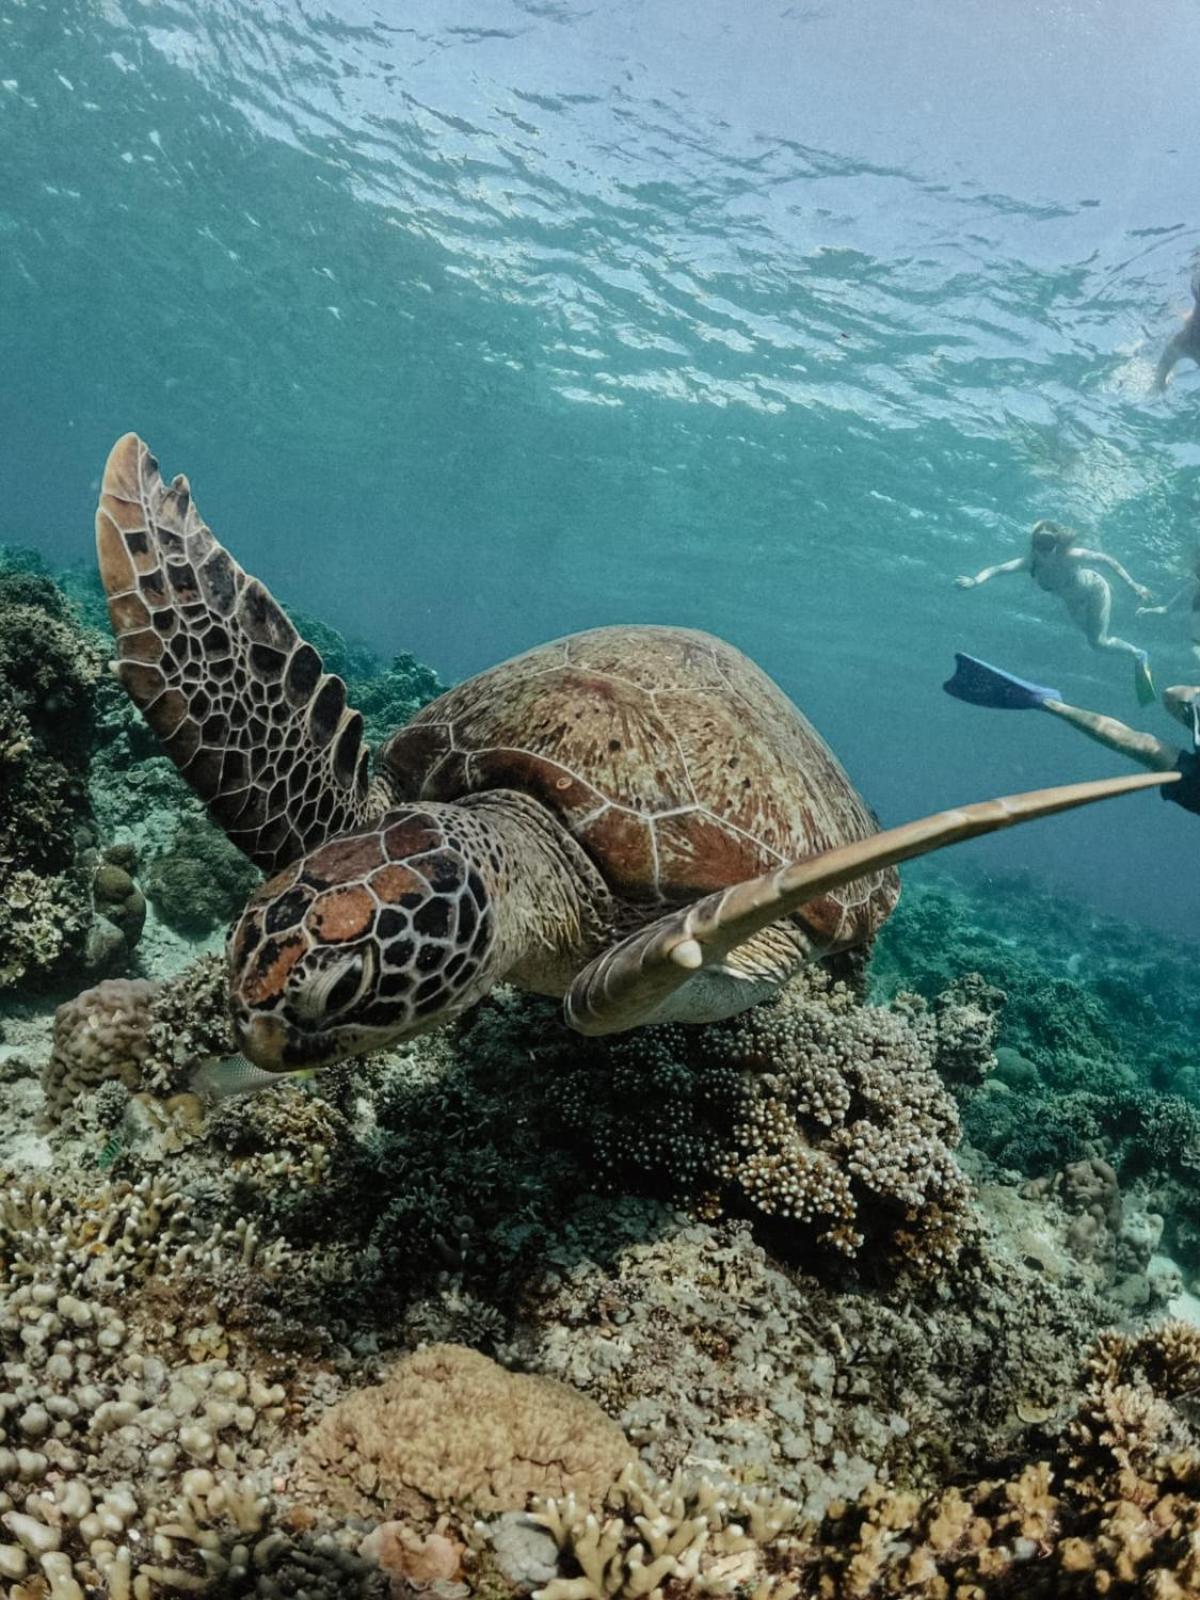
[1165,749,1200,816]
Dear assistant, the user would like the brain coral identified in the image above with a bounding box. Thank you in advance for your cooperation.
[40,956,235,1123]
[293,1344,636,1520]
[42,977,158,1122]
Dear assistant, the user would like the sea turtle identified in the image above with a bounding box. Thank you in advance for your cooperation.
[95,434,1169,1076]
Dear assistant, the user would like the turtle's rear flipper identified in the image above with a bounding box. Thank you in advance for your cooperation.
[563,768,1175,1035]
[943,652,1061,710]
[96,433,380,873]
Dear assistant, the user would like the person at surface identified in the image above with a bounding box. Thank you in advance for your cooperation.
[1153,267,1200,393]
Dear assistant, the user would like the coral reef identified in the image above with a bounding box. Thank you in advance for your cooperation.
[877,868,1200,1294]
[0,1106,1192,1600]
[510,1198,1117,1514]
[28,960,982,1367]
[0,1168,391,1599]
[546,968,974,1273]
[0,1134,1125,1600]
[0,562,104,990]
[873,864,1199,1096]
[7,937,1131,1570]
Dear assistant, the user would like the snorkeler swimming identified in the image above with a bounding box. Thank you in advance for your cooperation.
[1153,266,1200,393]
[955,519,1156,705]
[944,653,1200,817]
[1137,553,1200,665]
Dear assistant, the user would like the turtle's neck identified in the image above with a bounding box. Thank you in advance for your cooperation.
[453,789,614,995]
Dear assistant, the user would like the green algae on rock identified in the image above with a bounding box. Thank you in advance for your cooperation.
[144,824,261,940]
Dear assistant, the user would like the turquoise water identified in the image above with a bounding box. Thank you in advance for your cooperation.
[3,0,1200,934]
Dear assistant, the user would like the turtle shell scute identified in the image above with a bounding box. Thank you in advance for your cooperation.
[379,625,896,927]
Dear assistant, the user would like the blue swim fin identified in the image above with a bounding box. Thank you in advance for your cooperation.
[943,653,1061,711]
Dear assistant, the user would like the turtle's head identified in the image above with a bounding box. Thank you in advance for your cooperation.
[227,811,497,1071]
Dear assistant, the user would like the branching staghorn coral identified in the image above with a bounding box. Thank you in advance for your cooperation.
[529,1463,805,1600]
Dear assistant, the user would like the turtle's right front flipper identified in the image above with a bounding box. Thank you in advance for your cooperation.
[563,768,1176,1036]
[96,433,380,873]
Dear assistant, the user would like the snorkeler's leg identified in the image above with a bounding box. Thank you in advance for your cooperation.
[1078,576,1123,652]
[1040,699,1179,771]
[1079,575,1156,703]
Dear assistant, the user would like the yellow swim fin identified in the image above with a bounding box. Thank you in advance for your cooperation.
[1134,651,1156,707]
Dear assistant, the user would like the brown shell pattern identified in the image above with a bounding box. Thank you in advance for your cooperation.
[381,626,897,945]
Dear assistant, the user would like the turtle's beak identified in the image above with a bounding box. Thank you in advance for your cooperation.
[235,1012,289,1073]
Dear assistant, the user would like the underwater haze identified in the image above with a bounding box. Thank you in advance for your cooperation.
[3,0,1200,935]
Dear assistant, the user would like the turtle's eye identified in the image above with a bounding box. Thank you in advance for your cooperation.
[292,950,374,1023]
[325,955,368,1015]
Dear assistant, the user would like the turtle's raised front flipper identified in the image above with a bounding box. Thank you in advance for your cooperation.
[564,769,1175,1036]
[96,433,382,873]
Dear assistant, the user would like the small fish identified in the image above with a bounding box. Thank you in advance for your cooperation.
[97,1130,126,1171]
[189,1054,315,1102]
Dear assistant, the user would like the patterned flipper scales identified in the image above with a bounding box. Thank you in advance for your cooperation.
[564,768,1174,1035]
[96,433,382,873]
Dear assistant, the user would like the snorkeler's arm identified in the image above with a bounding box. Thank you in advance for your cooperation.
[955,557,1029,588]
[1071,549,1152,603]
[1041,698,1180,772]
[1154,330,1188,393]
